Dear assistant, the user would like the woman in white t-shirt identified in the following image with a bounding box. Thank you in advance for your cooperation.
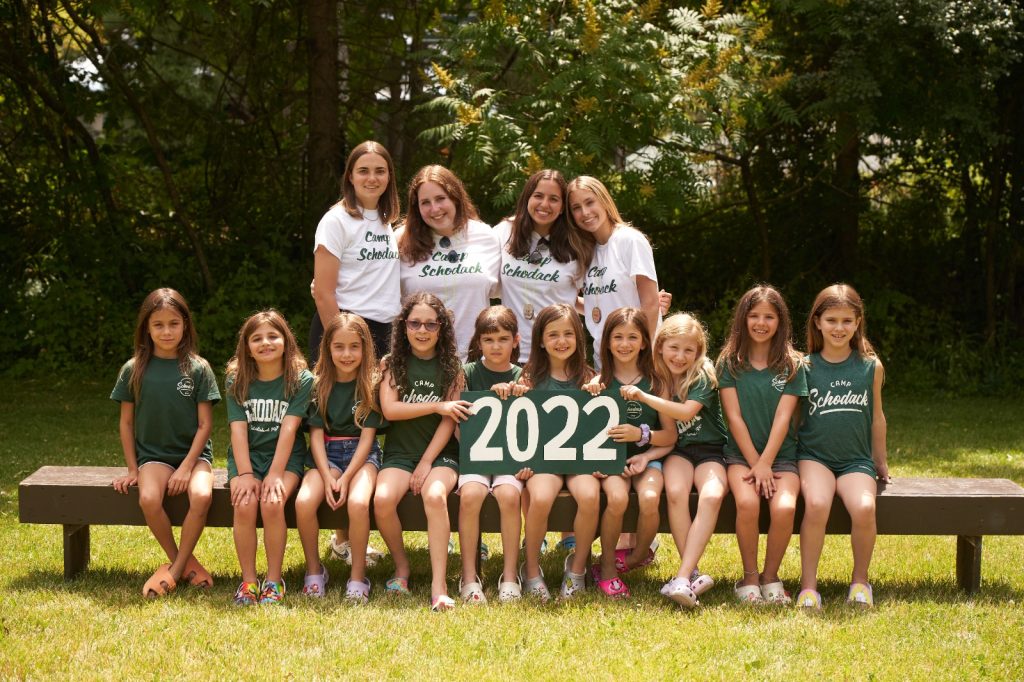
[494,169,593,360]
[311,141,402,363]
[567,175,661,363]
[396,165,501,359]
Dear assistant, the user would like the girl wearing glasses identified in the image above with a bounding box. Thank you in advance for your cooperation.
[373,292,474,611]
[494,169,593,361]
[396,166,502,359]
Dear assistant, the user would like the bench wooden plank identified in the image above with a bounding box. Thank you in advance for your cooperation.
[19,466,1024,590]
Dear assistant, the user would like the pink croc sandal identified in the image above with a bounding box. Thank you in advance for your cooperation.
[596,575,631,599]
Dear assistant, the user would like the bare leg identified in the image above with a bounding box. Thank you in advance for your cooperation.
[458,482,488,584]
[728,464,761,587]
[761,471,799,585]
[137,465,177,562]
[663,456,695,569]
[374,468,413,579]
[626,467,663,568]
[295,469,329,576]
[261,472,301,583]
[836,472,878,585]
[523,474,561,579]
[598,475,630,581]
[232,490,260,584]
[169,462,213,580]
[493,483,522,583]
[422,467,458,600]
[346,463,378,584]
[566,474,600,574]
[798,460,836,592]
[677,461,728,579]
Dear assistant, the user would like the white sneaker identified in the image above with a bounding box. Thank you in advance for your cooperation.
[329,534,383,567]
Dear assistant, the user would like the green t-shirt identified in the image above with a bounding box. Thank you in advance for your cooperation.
[531,376,580,391]
[383,355,458,461]
[226,369,313,476]
[718,360,808,462]
[608,376,660,458]
[797,352,876,465]
[463,361,523,392]
[674,375,727,449]
[110,356,220,463]
[307,380,388,437]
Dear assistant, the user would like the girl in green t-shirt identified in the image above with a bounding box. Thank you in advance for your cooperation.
[111,288,220,598]
[620,312,728,608]
[374,293,472,611]
[795,284,889,610]
[225,310,313,606]
[718,285,807,605]
[295,313,386,603]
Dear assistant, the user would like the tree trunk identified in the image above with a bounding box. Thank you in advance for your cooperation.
[306,0,341,238]
[833,112,860,279]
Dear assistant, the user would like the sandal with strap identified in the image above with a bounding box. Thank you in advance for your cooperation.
[182,555,213,588]
[459,576,487,605]
[688,569,714,597]
[384,576,410,595]
[497,574,522,603]
[734,581,764,604]
[797,588,823,610]
[760,580,791,604]
[142,563,177,598]
[430,594,456,612]
[596,575,631,599]
[661,577,698,608]
[345,578,371,604]
[847,582,874,607]
[559,552,587,600]
[302,565,329,598]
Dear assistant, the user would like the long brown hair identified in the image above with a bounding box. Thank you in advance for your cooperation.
[653,312,718,401]
[313,313,380,430]
[467,305,520,364]
[522,304,594,388]
[717,285,800,380]
[806,283,877,358]
[598,308,655,387]
[226,309,307,404]
[129,288,201,400]
[385,292,462,399]
[505,170,593,276]
[339,141,400,225]
[398,165,479,265]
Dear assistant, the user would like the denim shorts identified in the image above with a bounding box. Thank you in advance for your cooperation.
[325,437,382,473]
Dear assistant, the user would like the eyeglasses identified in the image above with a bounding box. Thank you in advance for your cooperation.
[527,237,550,265]
[439,236,460,263]
[406,319,440,332]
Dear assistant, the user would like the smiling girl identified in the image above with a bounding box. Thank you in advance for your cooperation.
[397,166,501,359]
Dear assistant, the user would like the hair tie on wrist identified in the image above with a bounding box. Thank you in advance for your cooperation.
[638,423,651,447]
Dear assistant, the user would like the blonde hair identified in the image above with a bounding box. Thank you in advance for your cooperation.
[653,313,718,402]
[313,313,380,430]
[566,175,629,228]
[226,310,307,404]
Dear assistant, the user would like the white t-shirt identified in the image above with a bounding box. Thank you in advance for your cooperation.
[398,219,502,359]
[313,205,401,323]
[581,225,659,361]
[494,220,583,360]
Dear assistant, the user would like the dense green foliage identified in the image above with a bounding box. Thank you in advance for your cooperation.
[2,1,1022,392]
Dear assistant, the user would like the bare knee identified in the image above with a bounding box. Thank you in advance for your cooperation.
[735,493,760,518]
[260,498,285,519]
[573,488,600,514]
[803,493,833,518]
[188,488,212,514]
[348,496,370,518]
[493,485,520,510]
[847,497,876,524]
[138,488,164,514]
[638,488,661,513]
[423,489,449,512]
[605,489,628,515]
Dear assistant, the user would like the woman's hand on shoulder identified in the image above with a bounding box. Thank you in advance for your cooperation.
[112,471,138,494]
[437,399,473,422]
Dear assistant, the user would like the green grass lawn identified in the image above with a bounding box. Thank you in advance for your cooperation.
[1,379,1022,680]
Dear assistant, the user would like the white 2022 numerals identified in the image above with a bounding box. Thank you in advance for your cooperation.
[468,395,620,462]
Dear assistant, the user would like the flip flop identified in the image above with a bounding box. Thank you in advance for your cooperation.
[142,563,177,598]
[182,555,213,588]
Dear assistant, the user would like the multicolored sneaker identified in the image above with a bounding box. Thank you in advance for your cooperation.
[233,581,260,607]
[258,579,286,605]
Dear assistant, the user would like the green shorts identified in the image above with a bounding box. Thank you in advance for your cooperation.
[724,455,798,475]
[138,452,213,469]
[227,452,305,481]
[798,455,876,479]
[381,452,459,474]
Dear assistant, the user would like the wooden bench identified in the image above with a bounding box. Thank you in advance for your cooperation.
[19,466,1024,593]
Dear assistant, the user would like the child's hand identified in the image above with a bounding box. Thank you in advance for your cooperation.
[620,385,644,402]
[112,471,138,494]
[744,462,778,498]
[166,465,192,496]
[334,476,350,508]
[261,473,287,504]
[875,460,891,483]
[593,471,608,479]
[582,380,605,397]
[230,475,261,507]
[515,467,533,481]
[491,382,514,400]
[410,462,431,495]
[510,382,528,397]
[437,400,474,422]
[607,423,641,443]
[624,455,648,476]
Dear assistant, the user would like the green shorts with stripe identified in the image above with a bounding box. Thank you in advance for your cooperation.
[381,453,459,474]
[138,452,213,469]
[797,455,876,479]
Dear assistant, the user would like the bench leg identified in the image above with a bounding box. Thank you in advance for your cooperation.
[955,535,982,595]
[63,524,90,580]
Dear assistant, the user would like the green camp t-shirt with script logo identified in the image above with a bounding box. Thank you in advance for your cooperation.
[383,355,459,461]
[307,380,388,437]
[718,361,808,462]
[675,375,728,449]
[797,352,876,466]
[226,370,313,477]
[110,356,220,464]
